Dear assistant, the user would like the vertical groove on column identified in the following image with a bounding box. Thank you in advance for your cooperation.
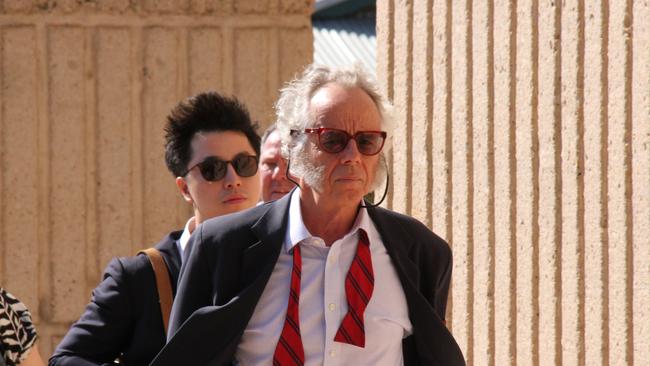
[83,27,98,293]
[600,0,610,361]
[531,1,541,363]
[631,1,650,365]
[576,0,587,364]
[554,0,563,362]
[411,0,432,227]
[623,1,634,364]
[486,1,496,364]
[607,0,632,362]
[130,26,144,251]
[508,2,517,363]
[465,0,475,355]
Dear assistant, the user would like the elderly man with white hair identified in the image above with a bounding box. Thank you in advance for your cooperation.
[153,64,465,366]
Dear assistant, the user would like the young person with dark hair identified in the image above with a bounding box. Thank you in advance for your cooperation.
[49,92,261,366]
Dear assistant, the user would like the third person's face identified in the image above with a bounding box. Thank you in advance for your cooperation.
[259,130,294,202]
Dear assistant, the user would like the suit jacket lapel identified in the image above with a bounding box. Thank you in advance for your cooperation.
[241,192,292,297]
[366,207,420,285]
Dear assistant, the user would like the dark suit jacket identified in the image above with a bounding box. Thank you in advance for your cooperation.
[49,231,183,366]
[153,193,465,366]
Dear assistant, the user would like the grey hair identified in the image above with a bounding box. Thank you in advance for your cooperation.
[260,123,278,145]
[274,63,393,190]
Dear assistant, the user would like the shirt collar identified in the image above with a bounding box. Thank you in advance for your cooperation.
[178,216,197,253]
[284,189,372,253]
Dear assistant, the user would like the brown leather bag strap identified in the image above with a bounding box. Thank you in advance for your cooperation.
[138,248,173,335]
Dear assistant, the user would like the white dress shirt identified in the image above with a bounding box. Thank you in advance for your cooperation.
[176,216,196,259]
[235,190,413,365]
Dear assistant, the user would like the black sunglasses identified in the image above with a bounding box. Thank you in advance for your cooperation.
[183,154,259,182]
[294,127,387,156]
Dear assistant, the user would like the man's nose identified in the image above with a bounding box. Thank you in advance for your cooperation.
[223,163,242,188]
[340,138,362,163]
[272,160,288,180]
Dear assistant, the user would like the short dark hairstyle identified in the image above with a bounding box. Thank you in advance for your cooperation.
[164,91,261,177]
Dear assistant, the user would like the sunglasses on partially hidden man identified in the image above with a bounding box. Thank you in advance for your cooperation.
[291,127,387,156]
[183,153,259,182]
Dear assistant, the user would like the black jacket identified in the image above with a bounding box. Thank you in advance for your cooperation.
[49,231,183,366]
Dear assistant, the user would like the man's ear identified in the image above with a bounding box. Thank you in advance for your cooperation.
[176,176,193,203]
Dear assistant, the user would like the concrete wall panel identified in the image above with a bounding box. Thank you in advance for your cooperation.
[234,28,272,124]
[279,28,313,93]
[378,0,649,364]
[96,27,133,270]
[1,26,39,315]
[142,27,184,245]
[188,27,223,94]
[0,2,313,358]
[48,26,88,322]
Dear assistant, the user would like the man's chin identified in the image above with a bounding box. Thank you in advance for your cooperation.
[270,191,290,201]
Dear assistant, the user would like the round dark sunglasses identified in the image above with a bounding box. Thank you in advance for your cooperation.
[293,127,387,156]
[183,154,259,182]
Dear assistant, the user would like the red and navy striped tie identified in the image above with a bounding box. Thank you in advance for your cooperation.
[273,246,305,366]
[334,229,374,348]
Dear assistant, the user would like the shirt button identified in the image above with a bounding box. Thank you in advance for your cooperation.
[328,303,336,311]
[330,350,336,357]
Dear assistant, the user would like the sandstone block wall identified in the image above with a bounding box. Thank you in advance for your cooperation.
[377,0,649,365]
[0,0,313,358]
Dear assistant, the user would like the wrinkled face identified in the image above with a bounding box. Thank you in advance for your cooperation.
[259,130,294,202]
[301,84,382,205]
[177,130,261,223]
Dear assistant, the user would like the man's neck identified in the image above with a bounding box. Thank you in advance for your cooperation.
[299,188,360,246]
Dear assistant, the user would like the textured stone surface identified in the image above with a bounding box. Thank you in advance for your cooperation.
[377,0,650,365]
[0,0,312,14]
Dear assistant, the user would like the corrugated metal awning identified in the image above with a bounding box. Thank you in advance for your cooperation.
[313,17,376,76]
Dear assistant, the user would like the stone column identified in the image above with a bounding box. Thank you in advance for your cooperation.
[377,1,649,365]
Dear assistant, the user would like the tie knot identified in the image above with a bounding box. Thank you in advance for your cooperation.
[358,228,370,246]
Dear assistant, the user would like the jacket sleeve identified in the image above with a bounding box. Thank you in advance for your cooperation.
[49,258,134,366]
